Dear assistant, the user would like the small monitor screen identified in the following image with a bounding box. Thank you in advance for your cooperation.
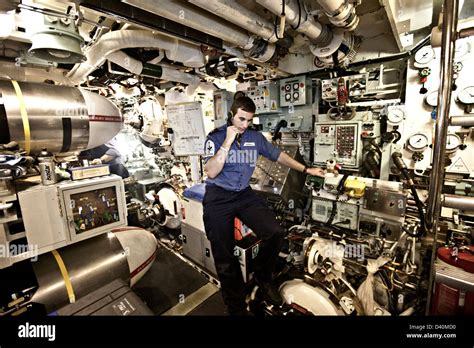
[70,186,120,234]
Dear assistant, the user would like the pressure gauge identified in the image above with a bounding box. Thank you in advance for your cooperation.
[407,132,430,152]
[425,90,438,107]
[414,46,435,66]
[456,86,474,105]
[454,40,471,61]
[446,133,461,153]
[387,106,405,125]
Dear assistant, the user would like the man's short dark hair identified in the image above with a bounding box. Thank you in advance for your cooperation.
[231,96,256,115]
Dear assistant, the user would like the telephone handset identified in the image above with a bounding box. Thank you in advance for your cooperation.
[227,111,241,146]
[227,111,263,146]
[226,111,234,126]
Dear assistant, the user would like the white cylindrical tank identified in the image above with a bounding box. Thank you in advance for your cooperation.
[0,80,122,154]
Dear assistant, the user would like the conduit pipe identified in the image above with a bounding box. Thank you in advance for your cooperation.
[442,194,474,211]
[122,0,276,62]
[66,30,205,85]
[107,51,201,95]
[425,0,458,315]
[449,115,474,126]
[122,0,254,49]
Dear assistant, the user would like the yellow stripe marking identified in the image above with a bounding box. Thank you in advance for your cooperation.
[51,250,76,303]
[11,80,31,154]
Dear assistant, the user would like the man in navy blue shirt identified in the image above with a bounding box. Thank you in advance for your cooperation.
[203,97,324,315]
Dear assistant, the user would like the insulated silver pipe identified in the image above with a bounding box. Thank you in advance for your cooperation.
[122,0,254,49]
[256,0,333,46]
[443,194,474,211]
[189,0,278,43]
[425,0,458,315]
[450,115,474,126]
[317,0,359,30]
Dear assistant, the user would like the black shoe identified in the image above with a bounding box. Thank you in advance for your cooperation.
[256,280,283,306]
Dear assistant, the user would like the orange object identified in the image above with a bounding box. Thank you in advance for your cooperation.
[234,218,253,241]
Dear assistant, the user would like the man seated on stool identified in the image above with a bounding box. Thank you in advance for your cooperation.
[79,137,129,179]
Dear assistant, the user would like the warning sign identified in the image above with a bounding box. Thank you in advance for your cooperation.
[271,100,277,111]
[448,156,469,173]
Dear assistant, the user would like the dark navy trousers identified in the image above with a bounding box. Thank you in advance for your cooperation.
[203,185,284,314]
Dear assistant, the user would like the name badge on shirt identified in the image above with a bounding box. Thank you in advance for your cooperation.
[243,142,255,147]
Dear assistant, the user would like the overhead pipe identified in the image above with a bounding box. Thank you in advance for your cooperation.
[107,51,201,95]
[122,0,253,49]
[66,30,205,85]
[122,0,276,63]
[188,0,278,43]
[317,0,359,31]
[256,0,333,47]
[425,0,458,315]
[0,60,73,85]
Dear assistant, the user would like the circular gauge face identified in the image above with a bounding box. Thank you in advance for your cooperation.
[415,46,435,65]
[457,86,474,104]
[387,107,405,124]
[408,133,429,151]
[454,40,471,61]
[446,133,461,153]
[425,90,438,107]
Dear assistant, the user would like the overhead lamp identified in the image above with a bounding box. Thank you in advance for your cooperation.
[28,12,85,64]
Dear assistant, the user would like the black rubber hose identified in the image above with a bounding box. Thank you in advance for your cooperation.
[391,153,425,237]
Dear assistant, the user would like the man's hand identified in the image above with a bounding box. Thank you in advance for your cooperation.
[307,167,325,177]
[225,126,240,144]
[90,158,102,165]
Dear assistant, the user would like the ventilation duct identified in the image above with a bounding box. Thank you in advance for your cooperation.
[122,0,276,62]
[256,0,333,47]
[107,50,201,95]
[66,30,205,85]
